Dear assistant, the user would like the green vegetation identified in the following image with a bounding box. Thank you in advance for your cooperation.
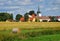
[0,22,60,41]
[15,14,22,22]
[0,13,13,21]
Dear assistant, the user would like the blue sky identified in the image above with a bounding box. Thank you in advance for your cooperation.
[0,0,60,19]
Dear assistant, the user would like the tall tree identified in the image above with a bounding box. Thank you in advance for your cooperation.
[15,14,22,22]
[24,13,29,22]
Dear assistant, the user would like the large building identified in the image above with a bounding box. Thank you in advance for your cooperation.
[37,5,50,22]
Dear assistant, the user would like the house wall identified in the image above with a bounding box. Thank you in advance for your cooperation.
[58,19,60,21]
[32,18,36,22]
[39,19,50,22]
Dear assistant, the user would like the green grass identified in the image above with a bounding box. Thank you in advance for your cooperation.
[0,22,60,41]
[0,29,60,41]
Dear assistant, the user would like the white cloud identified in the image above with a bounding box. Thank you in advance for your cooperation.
[7,11,15,14]
[19,0,33,5]
[40,0,44,2]
[0,6,20,10]
[53,7,59,10]
[40,5,44,8]
[46,8,51,11]
[4,0,34,5]
[46,7,59,11]
[56,0,60,3]
[0,3,4,5]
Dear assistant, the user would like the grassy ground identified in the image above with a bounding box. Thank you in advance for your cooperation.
[0,22,60,41]
[0,22,60,30]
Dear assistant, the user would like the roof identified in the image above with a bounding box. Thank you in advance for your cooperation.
[38,16,50,19]
[56,16,60,19]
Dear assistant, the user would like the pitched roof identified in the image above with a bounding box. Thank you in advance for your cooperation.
[38,16,50,19]
[56,16,60,19]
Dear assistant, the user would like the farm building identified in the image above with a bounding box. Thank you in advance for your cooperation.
[38,16,50,22]
[56,16,60,21]
[20,17,25,22]
[19,6,59,22]
[28,5,50,22]
[28,14,36,22]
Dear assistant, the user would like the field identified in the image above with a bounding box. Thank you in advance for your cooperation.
[0,22,60,41]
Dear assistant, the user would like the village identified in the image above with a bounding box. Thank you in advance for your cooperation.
[0,6,60,22]
[19,6,60,22]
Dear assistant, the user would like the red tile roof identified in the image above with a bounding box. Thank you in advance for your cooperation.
[38,16,50,19]
[56,16,60,19]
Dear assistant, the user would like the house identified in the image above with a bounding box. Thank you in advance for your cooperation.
[20,17,25,22]
[38,16,50,22]
[28,14,36,22]
[56,16,60,21]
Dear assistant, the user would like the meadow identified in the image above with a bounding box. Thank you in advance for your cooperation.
[0,22,60,41]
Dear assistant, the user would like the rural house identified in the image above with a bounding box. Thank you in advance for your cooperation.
[56,16,60,21]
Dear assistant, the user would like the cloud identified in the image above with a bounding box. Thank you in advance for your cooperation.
[2,0,34,5]
[0,3,4,5]
[40,5,44,8]
[46,7,59,11]
[7,11,15,14]
[0,6,20,10]
[40,0,44,2]
[34,0,44,2]
[53,7,59,10]
[21,0,33,5]
[55,0,60,3]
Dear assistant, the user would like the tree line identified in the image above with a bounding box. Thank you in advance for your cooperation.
[0,10,35,22]
[0,10,59,22]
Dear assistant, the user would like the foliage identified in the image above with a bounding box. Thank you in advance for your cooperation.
[15,14,22,22]
[0,13,11,21]
[10,14,13,20]
[49,16,58,22]
[24,13,29,22]
[29,10,35,15]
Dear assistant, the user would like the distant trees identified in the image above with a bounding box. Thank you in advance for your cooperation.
[10,14,13,20]
[24,13,29,22]
[0,13,13,21]
[15,14,22,22]
[49,16,58,22]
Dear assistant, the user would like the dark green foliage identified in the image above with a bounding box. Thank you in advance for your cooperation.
[10,14,13,20]
[29,10,35,15]
[49,16,57,22]
[0,13,11,21]
[15,14,22,22]
[24,13,29,22]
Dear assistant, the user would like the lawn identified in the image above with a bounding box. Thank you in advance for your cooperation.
[0,22,60,41]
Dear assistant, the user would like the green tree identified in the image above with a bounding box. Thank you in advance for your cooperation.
[15,14,22,22]
[29,10,35,15]
[10,14,13,20]
[49,16,57,22]
[0,13,11,21]
[24,13,29,22]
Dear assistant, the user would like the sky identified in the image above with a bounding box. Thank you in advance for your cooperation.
[0,0,60,19]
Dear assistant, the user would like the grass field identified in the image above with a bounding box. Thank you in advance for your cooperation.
[0,22,60,41]
[0,22,60,30]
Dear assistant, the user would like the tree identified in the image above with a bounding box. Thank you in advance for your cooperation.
[15,14,22,22]
[0,13,11,21]
[10,14,13,20]
[29,10,35,15]
[24,13,29,22]
[49,16,57,22]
